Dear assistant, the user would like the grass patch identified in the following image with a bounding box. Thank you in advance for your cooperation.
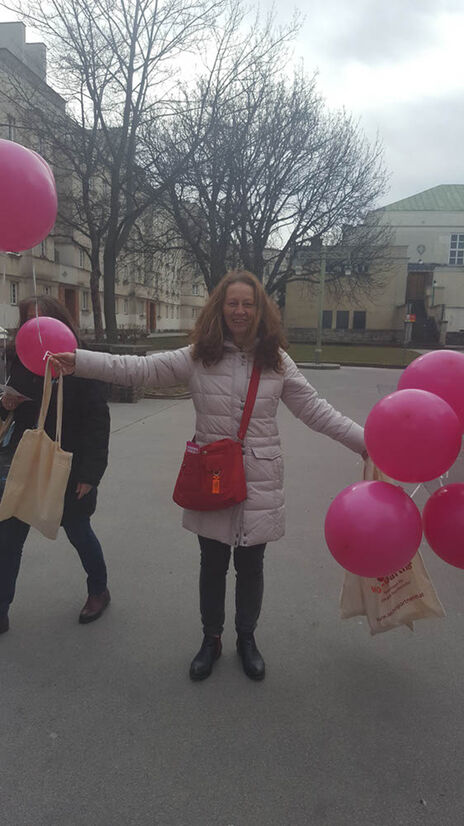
[143,335,189,351]
[132,336,422,367]
[286,344,421,367]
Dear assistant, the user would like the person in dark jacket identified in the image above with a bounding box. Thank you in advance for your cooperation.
[0,296,110,635]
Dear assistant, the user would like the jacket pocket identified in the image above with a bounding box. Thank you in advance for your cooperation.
[249,445,284,491]
[251,446,282,460]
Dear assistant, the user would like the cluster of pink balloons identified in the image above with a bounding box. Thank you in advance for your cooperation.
[365,351,464,483]
[0,139,57,252]
[325,350,464,576]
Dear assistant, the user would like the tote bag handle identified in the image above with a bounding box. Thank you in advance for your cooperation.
[37,358,64,446]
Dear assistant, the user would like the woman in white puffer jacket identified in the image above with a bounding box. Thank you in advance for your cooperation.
[52,271,366,682]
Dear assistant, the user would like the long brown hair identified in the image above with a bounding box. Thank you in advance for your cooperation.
[191,270,287,371]
[18,295,81,346]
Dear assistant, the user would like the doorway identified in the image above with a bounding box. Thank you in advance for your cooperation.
[59,286,78,322]
[148,301,156,332]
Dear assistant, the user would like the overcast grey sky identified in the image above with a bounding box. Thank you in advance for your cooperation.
[281,0,464,205]
[5,0,464,208]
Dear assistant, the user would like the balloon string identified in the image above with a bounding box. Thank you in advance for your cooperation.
[32,262,44,348]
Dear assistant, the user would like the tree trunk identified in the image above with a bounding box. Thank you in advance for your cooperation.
[90,256,104,341]
[103,242,118,343]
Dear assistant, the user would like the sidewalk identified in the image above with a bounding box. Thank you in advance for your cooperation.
[1,366,463,825]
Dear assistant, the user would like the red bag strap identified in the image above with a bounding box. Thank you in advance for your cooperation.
[237,362,261,442]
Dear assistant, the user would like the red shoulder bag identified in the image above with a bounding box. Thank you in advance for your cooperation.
[172,363,261,511]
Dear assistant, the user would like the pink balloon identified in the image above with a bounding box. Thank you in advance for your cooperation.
[423,484,464,569]
[364,389,461,482]
[398,350,464,430]
[0,139,58,252]
[325,480,422,577]
[16,317,77,376]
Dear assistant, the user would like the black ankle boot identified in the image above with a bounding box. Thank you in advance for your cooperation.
[0,615,9,635]
[189,635,222,681]
[236,632,265,680]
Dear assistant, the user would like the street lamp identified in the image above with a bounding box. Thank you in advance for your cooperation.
[314,245,326,365]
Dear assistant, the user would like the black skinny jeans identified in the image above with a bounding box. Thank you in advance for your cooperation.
[198,535,266,637]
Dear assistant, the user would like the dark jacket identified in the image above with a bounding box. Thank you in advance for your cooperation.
[1,356,110,520]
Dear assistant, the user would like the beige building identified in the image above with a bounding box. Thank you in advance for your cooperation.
[377,185,464,344]
[285,185,464,346]
[0,21,204,338]
[285,245,410,345]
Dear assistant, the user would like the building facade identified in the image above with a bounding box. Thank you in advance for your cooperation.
[377,185,464,344]
[285,246,410,345]
[285,185,464,346]
[0,21,204,338]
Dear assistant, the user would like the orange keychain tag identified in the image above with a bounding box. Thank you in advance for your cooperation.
[212,474,220,494]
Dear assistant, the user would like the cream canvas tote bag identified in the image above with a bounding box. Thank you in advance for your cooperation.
[0,359,72,539]
[339,458,445,634]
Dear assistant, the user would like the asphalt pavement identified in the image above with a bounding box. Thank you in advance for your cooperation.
[1,366,463,826]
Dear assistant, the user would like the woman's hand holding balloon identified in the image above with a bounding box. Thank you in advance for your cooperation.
[49,352,77,376]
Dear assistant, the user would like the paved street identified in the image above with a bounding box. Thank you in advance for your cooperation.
[1,366,463,826]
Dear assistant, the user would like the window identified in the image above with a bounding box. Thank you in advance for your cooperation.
[7,114,16,141]
[82,291,90,311]
[336,310,349,329]
[353,310,366,330]
[192,284,199,296]
[138,301,145,316]
[322,310,333,329]
[123,299,129,315]
[42,285,51,295]
[115,298,119,314]
[10,281,19,305]
[40,240,46,257]
[192,307,197,319]
[355,262,369,275]
[171,306,174,318]
[54,248,60,264]
[165,305,169,318]
[79,248,85,268]
[449,234,464,265]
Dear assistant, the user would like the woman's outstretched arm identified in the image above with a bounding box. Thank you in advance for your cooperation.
[51,346,194,387]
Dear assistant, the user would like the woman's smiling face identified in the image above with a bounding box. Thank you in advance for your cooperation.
[222,282,257,345]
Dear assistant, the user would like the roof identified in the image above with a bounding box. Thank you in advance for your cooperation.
[382,184,464,212]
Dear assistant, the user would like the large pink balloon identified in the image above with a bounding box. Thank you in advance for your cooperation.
[0,139,57,252]
[398,350,464,430]
[423,484,464,569]
[16,317,77,376]
[325,480,422,577]
[364,389,461,482]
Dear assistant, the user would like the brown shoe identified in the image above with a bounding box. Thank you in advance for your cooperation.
[79,589,110,624]
[0,615,9,634]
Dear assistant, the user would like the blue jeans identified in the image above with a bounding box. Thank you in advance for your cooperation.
[0,515,107,617]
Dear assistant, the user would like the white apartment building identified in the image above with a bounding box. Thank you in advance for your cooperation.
[0,21,205,337]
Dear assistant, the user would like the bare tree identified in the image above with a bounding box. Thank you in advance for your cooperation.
[3,0,225,340]
[148,41,390,300]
